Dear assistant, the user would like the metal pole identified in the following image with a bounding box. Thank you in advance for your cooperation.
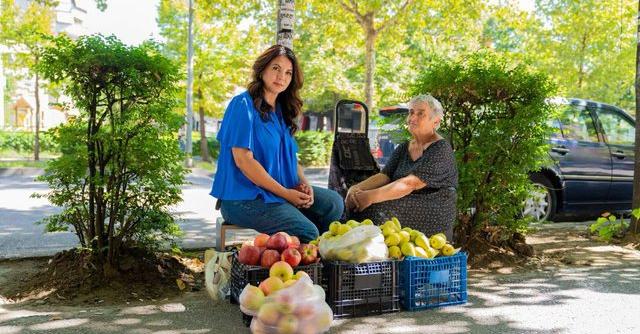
[185,0,194,167]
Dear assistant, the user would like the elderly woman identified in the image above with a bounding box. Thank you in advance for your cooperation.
[346,94,458,239]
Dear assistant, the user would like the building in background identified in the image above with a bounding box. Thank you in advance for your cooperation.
[1,0,87,130]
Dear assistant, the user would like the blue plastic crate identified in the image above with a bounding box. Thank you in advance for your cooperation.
[400,252,468,311]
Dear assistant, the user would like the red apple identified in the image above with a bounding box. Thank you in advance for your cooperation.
[266,232,289,252]
[299,243,318,265]
[288,236,300,249]
[281,247,301,267]
[254,233,270,248]
[260,249,280,268]
[238,244,261,266]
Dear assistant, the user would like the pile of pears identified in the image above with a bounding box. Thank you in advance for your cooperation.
[380,217,459,260]
[310,219,374,246]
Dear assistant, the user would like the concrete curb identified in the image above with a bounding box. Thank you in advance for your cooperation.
[0,167,45,177]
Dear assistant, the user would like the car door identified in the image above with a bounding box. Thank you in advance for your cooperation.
[554,103,612,209]
[593,106,635,208]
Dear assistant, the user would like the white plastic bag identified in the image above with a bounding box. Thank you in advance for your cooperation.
[318,225,388,263]
[249,276,333,334]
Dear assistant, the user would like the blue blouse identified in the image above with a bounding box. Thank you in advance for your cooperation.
[210,91,299,203]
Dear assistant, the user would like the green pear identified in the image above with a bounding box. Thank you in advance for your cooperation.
[388,246,402,259]
[400,242,416,257]
[385,233,401,247]
[391,217,402,230]
[414,234,430,249]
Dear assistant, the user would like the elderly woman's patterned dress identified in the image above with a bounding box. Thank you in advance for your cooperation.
[349,139,458,239]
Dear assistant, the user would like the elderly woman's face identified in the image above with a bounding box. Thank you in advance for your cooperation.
[407,101,440,137]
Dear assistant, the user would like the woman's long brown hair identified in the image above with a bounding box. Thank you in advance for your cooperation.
[247,45,304,134]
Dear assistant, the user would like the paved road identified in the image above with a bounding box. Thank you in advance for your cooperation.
[0,168,330,259]
[1,251,639,334]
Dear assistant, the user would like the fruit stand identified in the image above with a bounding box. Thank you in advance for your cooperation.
[214,218,468,334]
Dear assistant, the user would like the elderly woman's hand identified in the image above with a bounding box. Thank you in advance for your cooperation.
[345,186,360,212]
[354,190,374,212]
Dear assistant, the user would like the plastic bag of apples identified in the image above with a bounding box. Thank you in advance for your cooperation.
[240,275,333,334]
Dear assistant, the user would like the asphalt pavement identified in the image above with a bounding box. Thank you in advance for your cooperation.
[1,251,639,334]
[0,167,330,259]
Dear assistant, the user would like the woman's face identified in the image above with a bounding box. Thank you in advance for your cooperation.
[407,101,440,137]
[262,55,293,96]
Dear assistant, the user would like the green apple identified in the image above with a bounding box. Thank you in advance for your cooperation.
[429,234,446,250]
[337,224,352,235]
[361,219,374,225]
[329,221,341,235]
[384,233,401,247]
[388,245,402,259]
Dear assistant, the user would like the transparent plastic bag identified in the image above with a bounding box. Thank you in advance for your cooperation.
[248,276,333,334]
[318,225,388,263]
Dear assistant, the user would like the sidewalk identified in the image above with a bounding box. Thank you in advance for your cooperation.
[0,167,330,259]
[1,222,639,333]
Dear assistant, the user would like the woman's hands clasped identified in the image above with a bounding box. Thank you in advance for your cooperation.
[285,182,314,209]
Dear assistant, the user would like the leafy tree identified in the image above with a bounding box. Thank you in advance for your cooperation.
[1,0,56,160]
[158,0,260,162]
[35,35,186,273]
[410,52,555,244]
[531,0,636,110]
[335,0,413,110]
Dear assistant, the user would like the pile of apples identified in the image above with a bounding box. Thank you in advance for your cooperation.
[239,263,332,334]
[379,217,460,259]
[238,232,319,268]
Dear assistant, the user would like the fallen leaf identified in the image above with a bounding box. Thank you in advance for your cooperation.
[176,279,186,290]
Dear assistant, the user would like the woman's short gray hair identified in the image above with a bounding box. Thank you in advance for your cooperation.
[409,94,444,120]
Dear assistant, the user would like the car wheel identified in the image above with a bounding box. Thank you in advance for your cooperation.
[523,175,556,222]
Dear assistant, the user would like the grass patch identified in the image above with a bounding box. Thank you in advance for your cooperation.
[194,159,215,172]
[0,160,50,168]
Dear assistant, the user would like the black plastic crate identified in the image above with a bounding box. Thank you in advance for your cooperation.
[322,260,401,319]
[400,252,468,311]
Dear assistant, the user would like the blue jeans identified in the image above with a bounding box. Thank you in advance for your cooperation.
[219,186,344,243]
[220,187,344,243]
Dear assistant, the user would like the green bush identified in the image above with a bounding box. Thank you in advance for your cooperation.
[295,130,333,167]
[35,35,186,269]
[409,51,555,237]
[191,136,220,160]
[0,130,60,152]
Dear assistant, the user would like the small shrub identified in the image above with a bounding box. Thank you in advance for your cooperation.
[295,130,333,167]
[191,136,220,160]
[590,209,639,241]
[0,130,60,152]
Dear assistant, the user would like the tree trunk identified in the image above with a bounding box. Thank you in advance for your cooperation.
[630,0,640,234]
[364,20,376,111]
[34,70,40,161]
[198,89,210,162]
[184,0,194,168]
[276,0,295,49]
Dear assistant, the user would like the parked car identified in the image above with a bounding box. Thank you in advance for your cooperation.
[375,98,636,222]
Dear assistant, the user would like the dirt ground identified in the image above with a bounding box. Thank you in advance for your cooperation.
[0,248,205,307]
[0,221,635,308]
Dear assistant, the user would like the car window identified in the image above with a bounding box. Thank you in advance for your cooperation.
[558,105,599,142]
[548,118,563,139]
[597,108,635,146]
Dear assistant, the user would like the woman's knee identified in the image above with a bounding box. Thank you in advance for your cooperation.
[315,187,344,221]
[295,223,319,243]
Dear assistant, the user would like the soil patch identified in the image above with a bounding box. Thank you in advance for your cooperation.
[463,226,534,270]
[0,248,204,306]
